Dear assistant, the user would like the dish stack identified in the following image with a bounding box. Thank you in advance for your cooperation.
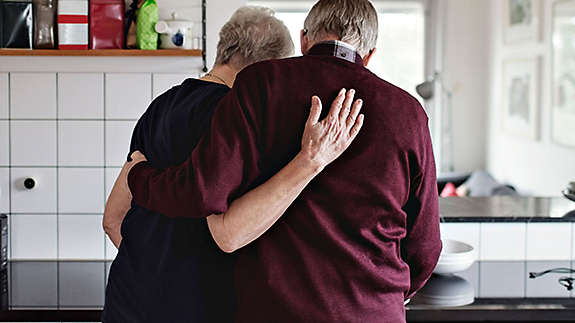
[415,239,476,307]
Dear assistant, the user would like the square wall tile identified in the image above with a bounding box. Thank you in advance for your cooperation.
[152,73,194,99]
[480,223,526,261]
[59,262,105,307]
[58,121,104,166]
[11,121,57,166]
[105,74,151,119]
[10,262,58,307]
[0,73,8,118]
[440,223,480,258]
[59,214,105,260]
[11,168,57,213]
[526,261,572,298]
[10,214,57,260]
[0,121,8,166]
[479,261,525,297]
[58,73,104,119]
[59,168,104,214]
[105,167,121,200]
[526,223,571,261]
[106,235,118,260]
[105,120,136,167]
[0,168,8,214]
[10,73,57,119]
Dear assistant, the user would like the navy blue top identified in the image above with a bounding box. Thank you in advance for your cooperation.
[102,79,234,323]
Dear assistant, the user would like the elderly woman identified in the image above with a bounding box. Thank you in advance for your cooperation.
[102,6,363,323]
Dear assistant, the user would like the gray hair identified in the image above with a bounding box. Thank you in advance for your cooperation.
[215,6,295,68]
[304,0,378,57]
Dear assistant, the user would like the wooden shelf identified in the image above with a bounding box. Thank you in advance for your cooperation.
[0,49,203,57]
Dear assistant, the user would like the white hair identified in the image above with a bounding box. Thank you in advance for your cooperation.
[304,0,378,57]
[215,6,295,68]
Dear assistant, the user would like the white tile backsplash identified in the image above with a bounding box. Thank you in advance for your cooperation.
[0,168,8,214]
[0,121,8,166]
[152,73,195,99]
[440,223,481,257]
[11,168,57,213]
[58,168,104,214]
[11,214,58,259]
[58,121,104,166]
[58,214,105,260]
[10,73,57,119]
[105,167,122,200]
[0,73,8,118]
[10,121,57,166]
[105,120,136,166]
[106,235,118,260]
[105,73,151,119]
[58,73,104,119]
[480,223,526,261]
[526,223,572,261]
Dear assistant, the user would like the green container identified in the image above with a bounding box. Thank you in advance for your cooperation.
[136,0,158,50]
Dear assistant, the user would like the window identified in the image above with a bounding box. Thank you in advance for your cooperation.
[248,1,426,99]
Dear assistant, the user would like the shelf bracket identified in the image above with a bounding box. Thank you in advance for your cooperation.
[202,0,208,73]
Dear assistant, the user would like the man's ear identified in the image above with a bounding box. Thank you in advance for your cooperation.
[362,48,376,67]
[300,29,310,55]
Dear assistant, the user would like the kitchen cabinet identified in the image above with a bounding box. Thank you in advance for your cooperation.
[152,73,197,99]
[58,73,104,119]
[105,73,151,119]
[10,168,57,213]
[58,121,104,166]
[10,214,57,259]
[58,214,105,260]
[0,73,7,119]
[58,168,104,214]
[10,73,57,119]
[105,120,137,167]
[10,121,57,166]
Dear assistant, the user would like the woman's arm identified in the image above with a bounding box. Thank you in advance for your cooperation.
[206,89,364,253]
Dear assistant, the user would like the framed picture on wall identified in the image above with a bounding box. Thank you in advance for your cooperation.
[502,58,540,140]
[503,0,541,43]
[552,0,575,148]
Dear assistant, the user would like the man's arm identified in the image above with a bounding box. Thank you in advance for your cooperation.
[400,120,442,300]
[207,92,364,253]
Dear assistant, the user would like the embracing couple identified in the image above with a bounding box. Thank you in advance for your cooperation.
[102,1,442,322]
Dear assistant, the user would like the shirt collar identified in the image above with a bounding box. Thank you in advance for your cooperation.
[307,40,364,66]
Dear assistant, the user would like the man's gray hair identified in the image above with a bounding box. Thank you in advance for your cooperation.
[304,0,378,57]
[215,6,294,68]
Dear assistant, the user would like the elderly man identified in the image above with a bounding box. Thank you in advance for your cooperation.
[127,0,442,322]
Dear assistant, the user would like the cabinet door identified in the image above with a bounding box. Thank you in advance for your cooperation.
[11,168,57,213]
[0,73,8,119]
[105,73,151,120]
[10,73,57,119]
[58,73,104,119]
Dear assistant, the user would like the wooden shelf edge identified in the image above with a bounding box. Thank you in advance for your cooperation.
[0,49,203,57]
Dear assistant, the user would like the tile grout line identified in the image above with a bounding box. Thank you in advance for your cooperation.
[55,72,61,308]
[103,73,108,263]
[7,73,12,275]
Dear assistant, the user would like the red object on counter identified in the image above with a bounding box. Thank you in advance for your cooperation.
[89,0,124,49]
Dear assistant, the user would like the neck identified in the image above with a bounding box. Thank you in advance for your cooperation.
[201,64,238,88]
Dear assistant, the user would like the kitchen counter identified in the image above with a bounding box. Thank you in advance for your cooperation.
[440,196,575,222]
[1,260,574,322]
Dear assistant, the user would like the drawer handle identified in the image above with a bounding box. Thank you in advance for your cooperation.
[24,178,36,190]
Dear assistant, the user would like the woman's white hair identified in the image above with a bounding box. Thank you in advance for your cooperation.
[215,6,295,68]
[304,0,378,57]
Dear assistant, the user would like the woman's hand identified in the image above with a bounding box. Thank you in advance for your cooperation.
[299,88,364,170]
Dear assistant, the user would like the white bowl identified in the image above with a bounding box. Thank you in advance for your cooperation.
[415,274,475,307]
[433,239,476,275]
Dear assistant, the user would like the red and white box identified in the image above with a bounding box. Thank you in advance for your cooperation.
[58,0,89,50]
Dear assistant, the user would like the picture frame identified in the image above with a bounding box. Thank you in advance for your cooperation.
[503,0,541,44]
[501,58,540,140]
[551,0,575,148]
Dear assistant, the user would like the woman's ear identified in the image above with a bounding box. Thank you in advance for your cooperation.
[362,48,376,67]
[300,29,309,55]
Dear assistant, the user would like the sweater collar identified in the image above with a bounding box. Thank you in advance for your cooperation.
[307,40,364,66]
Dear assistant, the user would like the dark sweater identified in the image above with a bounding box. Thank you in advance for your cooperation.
[129,43,442,323]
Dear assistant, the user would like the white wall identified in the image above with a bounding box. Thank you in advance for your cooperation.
[206,0,247,68]
[486,0,575,196]
[441,0,490,173]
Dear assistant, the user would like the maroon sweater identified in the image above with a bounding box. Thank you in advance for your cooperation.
[128,43,442,323]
